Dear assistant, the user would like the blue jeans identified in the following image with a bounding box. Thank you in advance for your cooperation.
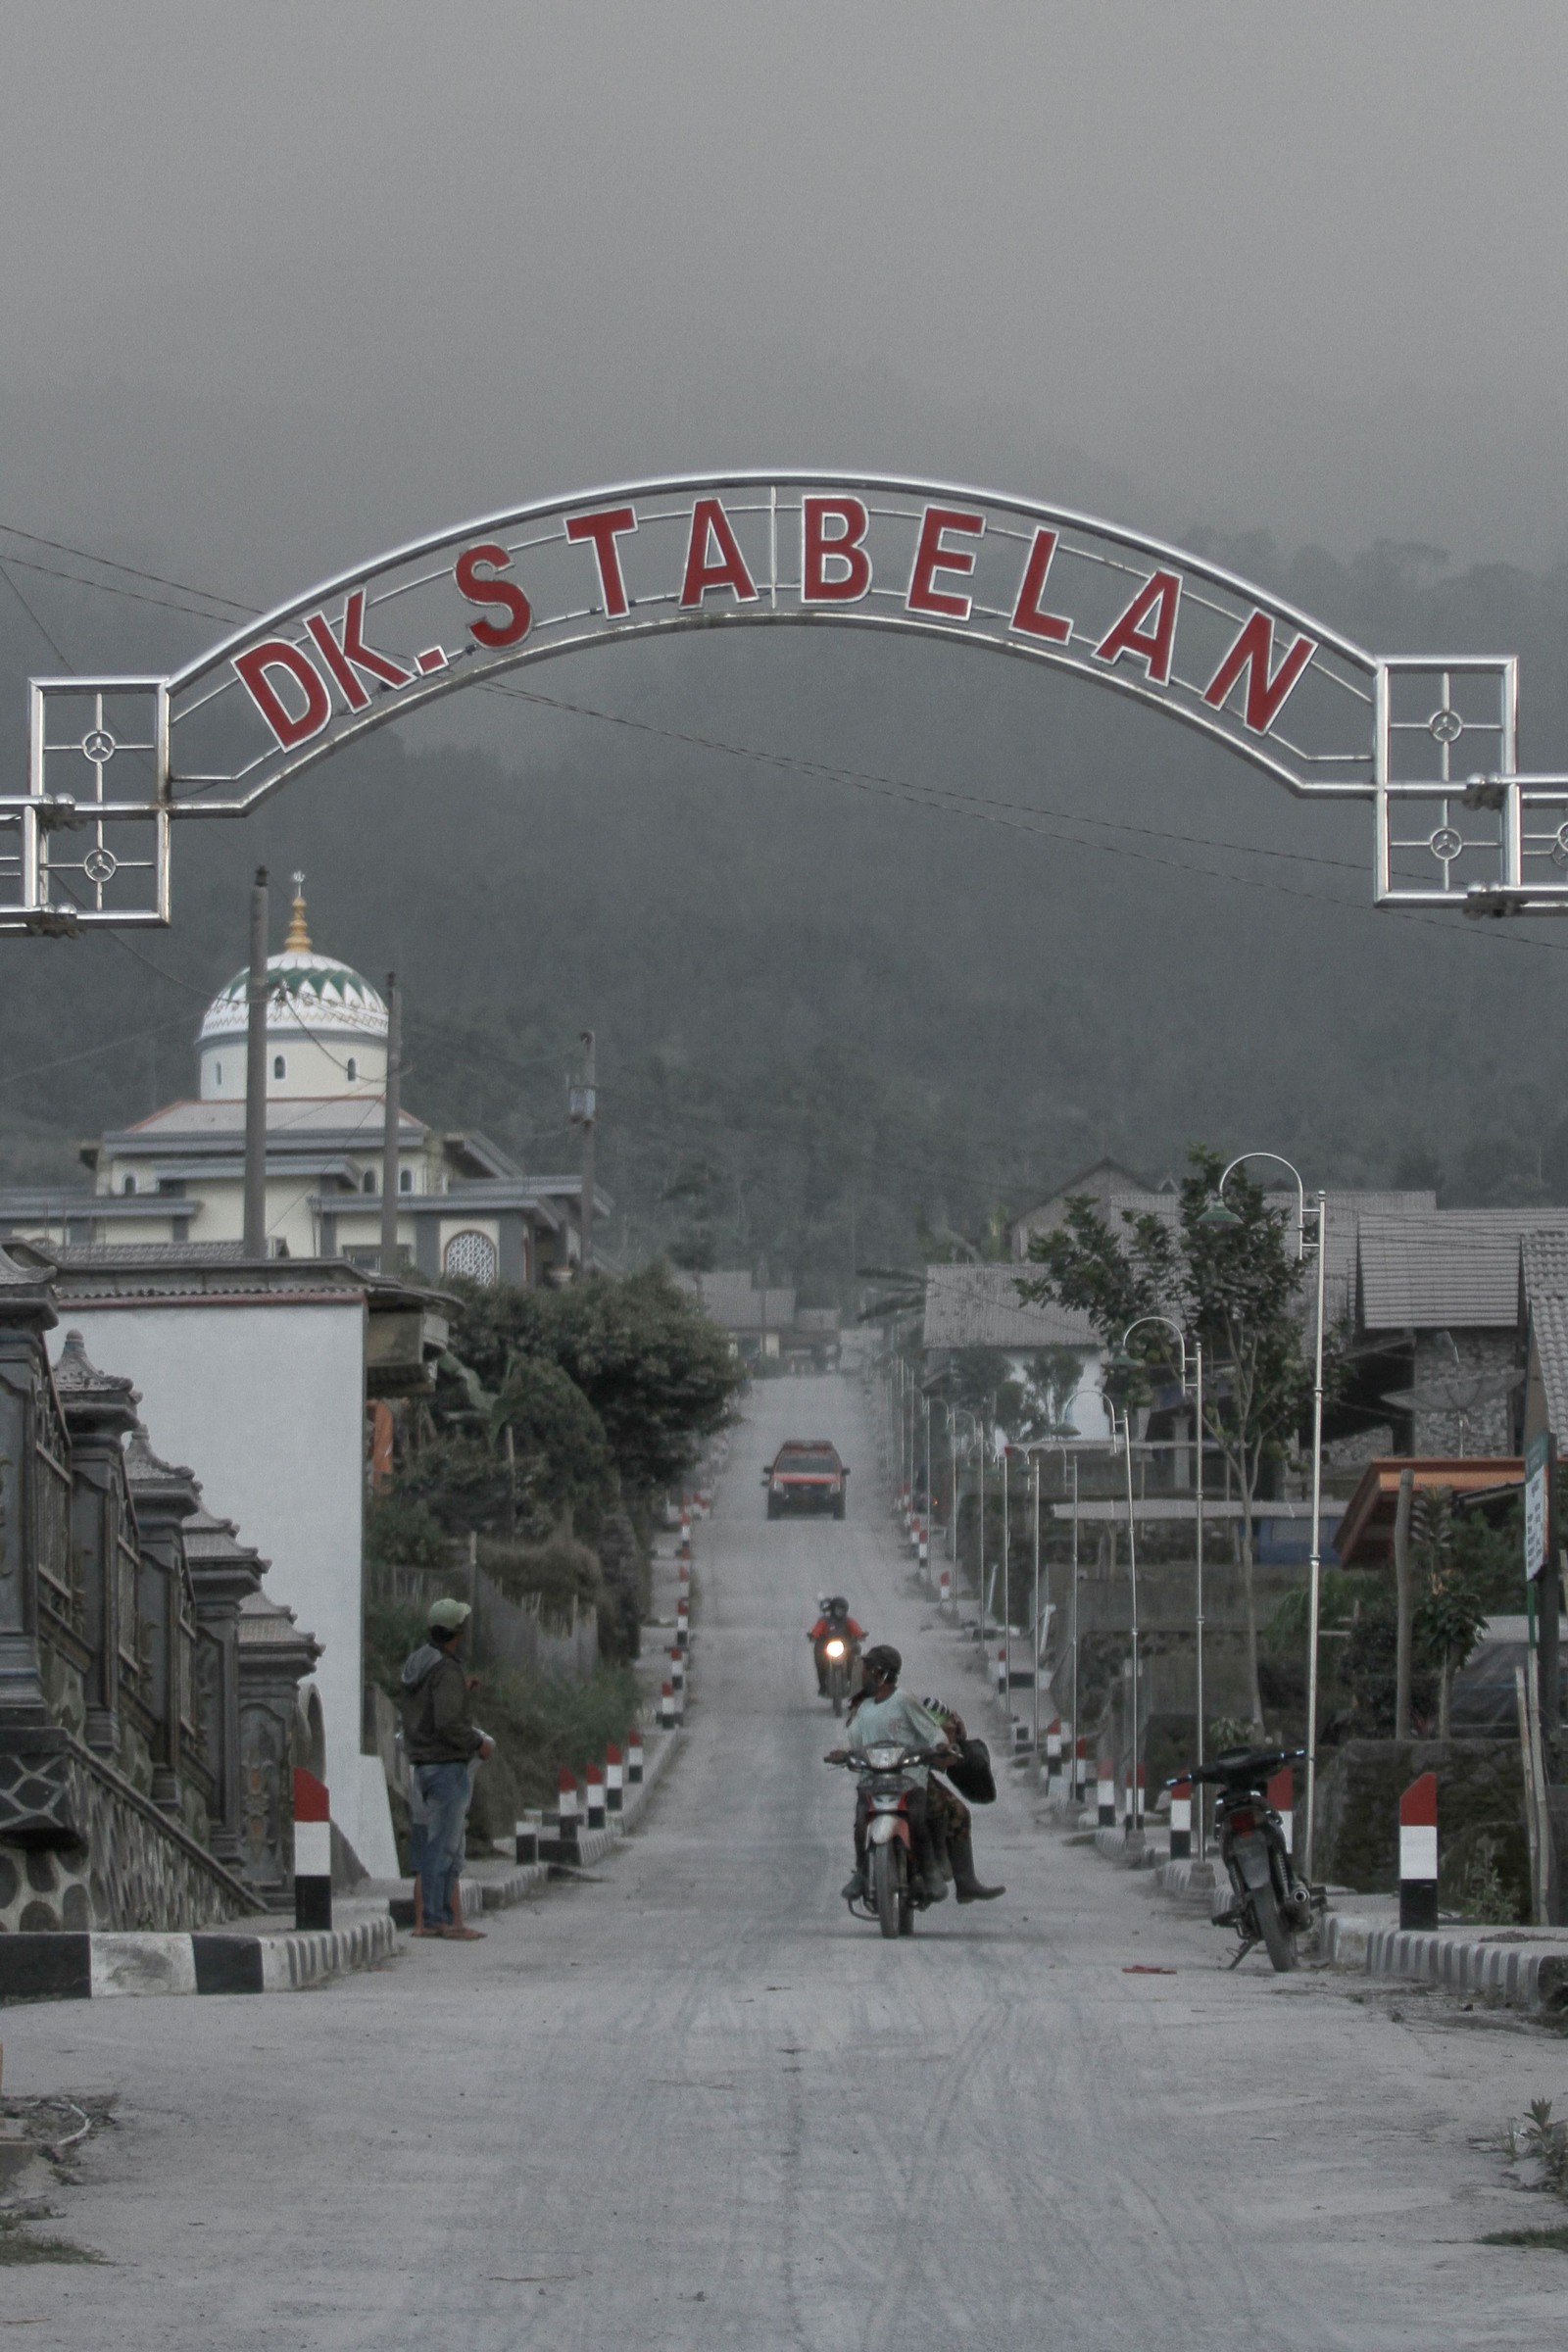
[415,1761,470,1928]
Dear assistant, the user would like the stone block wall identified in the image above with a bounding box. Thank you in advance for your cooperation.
[1411,1330,1519,1457]
[0,1743,253,1935]
[1314,1736,1530,1918]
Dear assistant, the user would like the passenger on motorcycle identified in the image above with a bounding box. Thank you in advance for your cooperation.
[808,1595,866,1695]
[916,1697,1004,1904]
[829,1644,949,1905]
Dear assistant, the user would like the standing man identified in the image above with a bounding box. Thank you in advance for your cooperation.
[401,1597,494,1941]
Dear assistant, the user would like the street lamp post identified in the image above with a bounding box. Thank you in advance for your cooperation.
[950,1407,980,1621]
[1115,1315,1202,1850]
[1024,1391,1103,1808]
[1205,1153,1329,1882]
[1002,1434,1011,1713]
[1031,1452,1043,1779]
[1110,1398,1143,1838]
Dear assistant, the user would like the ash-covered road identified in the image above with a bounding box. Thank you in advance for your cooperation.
[6,1374,1563,2348]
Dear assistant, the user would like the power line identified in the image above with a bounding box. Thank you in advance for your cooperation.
[0,1010,194,1090]
[0,556,72,668]
[0,522,256,614]
[0,547,243,626]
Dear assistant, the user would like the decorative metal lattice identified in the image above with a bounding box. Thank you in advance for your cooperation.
[443,1229,499,1287]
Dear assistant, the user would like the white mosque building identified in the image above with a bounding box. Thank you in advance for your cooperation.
[1,879,600,1282]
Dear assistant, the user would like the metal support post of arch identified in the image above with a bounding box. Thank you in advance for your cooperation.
[2,471,1566,931]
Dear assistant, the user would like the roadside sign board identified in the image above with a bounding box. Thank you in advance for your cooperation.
[1524,1431,1550,1582]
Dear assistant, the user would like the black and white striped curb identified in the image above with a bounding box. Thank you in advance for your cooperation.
[1321,1913,1568,2014]
[392,1719,686,1924]
[0,1915,397,2004]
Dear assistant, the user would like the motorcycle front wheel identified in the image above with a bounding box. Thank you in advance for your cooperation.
[829,1667,845,1718]
[872,1841,904,1939]
[1251,1877,1298,1973]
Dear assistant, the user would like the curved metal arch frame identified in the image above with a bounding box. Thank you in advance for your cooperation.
[2,469,1544,929]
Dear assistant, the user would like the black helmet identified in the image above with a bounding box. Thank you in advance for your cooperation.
[827,1595,849,1616]
[860,1643,902,1686]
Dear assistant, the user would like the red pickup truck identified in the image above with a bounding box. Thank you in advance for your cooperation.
[762,1440,850,1521]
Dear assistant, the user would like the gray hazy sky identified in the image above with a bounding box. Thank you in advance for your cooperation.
[3,0,1567,612]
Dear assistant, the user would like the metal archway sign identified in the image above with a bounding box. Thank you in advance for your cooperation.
[3,469,1561,931]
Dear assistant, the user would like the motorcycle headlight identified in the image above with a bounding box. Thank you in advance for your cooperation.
[866,1744,902,1769]
[824,1639,846,1659]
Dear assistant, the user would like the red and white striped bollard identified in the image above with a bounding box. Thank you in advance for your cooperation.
[293,1766,332,1932]
[1399,1769,1439,1930]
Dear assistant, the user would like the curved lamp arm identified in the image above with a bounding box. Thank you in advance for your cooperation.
[1214,1150,1309,1260]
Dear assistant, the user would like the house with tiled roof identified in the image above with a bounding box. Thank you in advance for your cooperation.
[920,1262,1110,1439]
[1347,1209,1568,1456]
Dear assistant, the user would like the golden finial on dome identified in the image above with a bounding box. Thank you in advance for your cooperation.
[283,872,311,953]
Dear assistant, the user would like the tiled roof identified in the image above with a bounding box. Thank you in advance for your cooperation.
[1359,1210,1568,1330]
[922,1262,1098,1351]
[113,1099,423,1144]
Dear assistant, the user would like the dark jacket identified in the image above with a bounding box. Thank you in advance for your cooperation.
[401,1642,484,1765]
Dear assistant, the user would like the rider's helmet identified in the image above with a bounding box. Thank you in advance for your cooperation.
[827,1594,849,1619]
[859,1643,902,1687]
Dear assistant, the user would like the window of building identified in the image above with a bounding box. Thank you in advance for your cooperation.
[214,1060,222,1087]
[443,1229,498,1286]
[272,1054,286,1081]
[399,1167,414,1194]
[121,1173,137,1196]
[362,1169,376,1195]
[346,1057,358,1081]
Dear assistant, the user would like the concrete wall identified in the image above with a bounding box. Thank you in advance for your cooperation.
[1314,1736,1530,1916]
[47,1298,398,1878]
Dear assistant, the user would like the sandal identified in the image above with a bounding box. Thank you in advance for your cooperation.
[441,1925,486,1940]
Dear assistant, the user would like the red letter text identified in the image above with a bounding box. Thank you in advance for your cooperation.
[233,642,332,751]
[456,542,533,650]
[679,498,759,609]
[1009,527,1071,644]
[802,496,871,603]
[1201,611,1316,734]
[565,506,638,618]
[1094,569,1181,684]
[304,591,412,711]
[906,505,984,620]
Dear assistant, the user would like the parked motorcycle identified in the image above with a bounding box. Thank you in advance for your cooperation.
[828,1743,946,1938]
[1180,1746,1317,1973]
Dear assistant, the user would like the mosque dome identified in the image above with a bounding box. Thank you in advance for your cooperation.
[196,879,388,1103]
[199,881,387,1046]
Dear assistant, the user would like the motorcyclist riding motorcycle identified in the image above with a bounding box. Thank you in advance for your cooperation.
[808,1596,866,1697]
[830,1644,949,1905]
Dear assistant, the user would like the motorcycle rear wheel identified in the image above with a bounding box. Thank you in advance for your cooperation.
[1252,1878,1298,1973]
[872,1842,903,1939]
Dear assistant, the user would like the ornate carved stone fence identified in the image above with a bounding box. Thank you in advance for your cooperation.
[0,1245,319,1930]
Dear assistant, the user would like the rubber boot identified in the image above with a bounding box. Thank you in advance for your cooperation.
[913,1819,948,1902]
[951,1826,1004,1903]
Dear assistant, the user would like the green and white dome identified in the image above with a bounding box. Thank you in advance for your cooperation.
[197,883,388,1103]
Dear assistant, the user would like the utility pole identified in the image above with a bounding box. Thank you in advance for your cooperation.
[575,1029,596,1274]
[380,972,401,1274]
[242,867,269,1259]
